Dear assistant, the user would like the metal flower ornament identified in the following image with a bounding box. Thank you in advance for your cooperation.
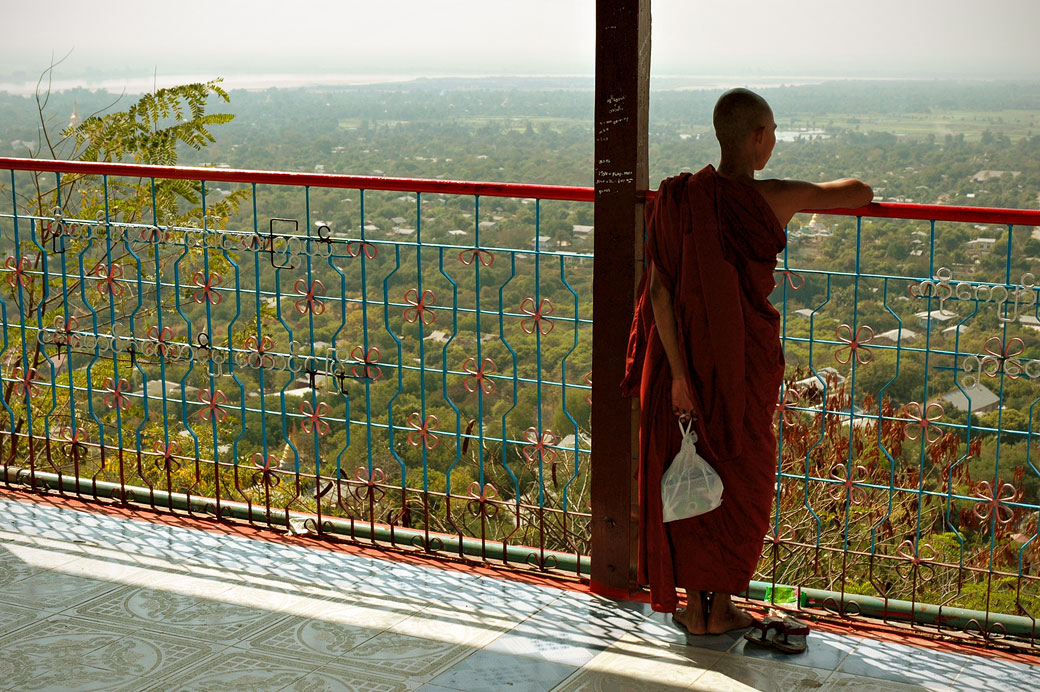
[53,315,81,348]
[293,279,326,315]
[350,346,382,381]
[299,400,330,436]
[250,452,281,487]
[191,271,223,305]
[407,413,440,450]
[522,427,559,467]
[244,335,275,369]
[828,464,869,505]
[895,540,938,582]
[351,466,386,503]
[95,262,124,297]
[903,401,944,445]
[12,366,43,399]
[140,223,170,244]
[981,335,1025,379]
[102,377,132,410]
[775,267,805,290]
[466,481,500,519]
[459,247,495,267]
[153,439,182,472]
[5,256,33,289]
[198,388,228,423]
[404,288,436,325]
[973,480,1017,527]
[145,325,175,358]
[520,297,554,335]
[775,386,802,426]
[462,357,497,394]
[345,240,378,259]
[835,324,875,365]
[60,426,89,461]
[764,523,796,560]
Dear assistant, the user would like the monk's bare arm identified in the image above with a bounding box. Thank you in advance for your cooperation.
[756,178,873,227]
[649,262,695,417]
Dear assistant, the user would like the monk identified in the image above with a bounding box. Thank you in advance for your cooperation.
[621,88,872,635]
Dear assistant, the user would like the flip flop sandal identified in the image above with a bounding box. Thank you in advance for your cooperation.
[772,616,810,654]
[742,616,784,646]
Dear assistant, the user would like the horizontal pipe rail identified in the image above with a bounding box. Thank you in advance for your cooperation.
[0,157,595,202]
[3,157,1039,224]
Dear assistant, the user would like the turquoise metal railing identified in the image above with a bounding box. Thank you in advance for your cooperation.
[770,201,1040,639]
[0,158,594,573]
[3,157,1040,643]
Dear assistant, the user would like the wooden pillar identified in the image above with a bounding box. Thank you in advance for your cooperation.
[590,0,650,596]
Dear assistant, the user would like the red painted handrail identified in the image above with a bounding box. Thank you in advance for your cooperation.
[0,157,594,203]
[3,157,1039,226]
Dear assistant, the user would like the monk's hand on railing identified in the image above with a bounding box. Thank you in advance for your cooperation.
[671,376,696,422]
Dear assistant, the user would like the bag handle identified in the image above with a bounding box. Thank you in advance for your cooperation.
[677,417,698,443]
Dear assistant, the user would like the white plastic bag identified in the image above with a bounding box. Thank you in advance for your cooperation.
[660,419,723,522]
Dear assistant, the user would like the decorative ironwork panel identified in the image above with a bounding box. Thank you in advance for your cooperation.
[769,211,1040,642]
[0,167,593,574]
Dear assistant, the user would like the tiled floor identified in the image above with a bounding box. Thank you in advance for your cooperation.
[0,495,1037,692]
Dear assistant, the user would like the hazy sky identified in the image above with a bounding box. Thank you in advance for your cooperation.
[2,0,1038,87]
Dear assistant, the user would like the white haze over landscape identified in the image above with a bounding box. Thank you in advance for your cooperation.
[1,0,1038,93]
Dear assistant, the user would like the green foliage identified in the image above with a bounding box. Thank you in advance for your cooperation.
[63,80,232,165]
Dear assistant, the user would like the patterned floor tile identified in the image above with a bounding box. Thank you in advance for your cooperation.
[432,648,577,692]
[80,628,229,680]
[312,592,424,628]
[138,648,318,692]
[0,602,45,637]
[265,550,389,592]
[241,613,383,662]
[695,654,832,692]
[552,669,692,692]
[2,494,1036,692]
[389,609,510,648]
[2,661,153,692]
[215,580,340,618]
[0,616,136,690]
[68,581,291,643]
[836,637,968,690]
[49,552,166,585]
[0,539,79,573]
[279,663,419,692]
[484,626,606,668]
[331,629,476,678]
[0,566,122,612]
[821,672,955,691]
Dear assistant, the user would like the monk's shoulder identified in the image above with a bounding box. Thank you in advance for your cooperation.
[746,178,800,226]
[746,177,791,202]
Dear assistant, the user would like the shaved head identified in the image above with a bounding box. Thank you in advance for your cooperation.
[713,88,773,149]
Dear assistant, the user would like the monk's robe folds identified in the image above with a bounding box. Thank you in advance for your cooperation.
[621,165,786,612]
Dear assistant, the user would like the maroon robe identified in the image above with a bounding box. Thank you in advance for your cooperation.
[621,165,786,612]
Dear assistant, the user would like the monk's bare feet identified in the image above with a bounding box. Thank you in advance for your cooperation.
[706,594,754,634]
[673,591,707,635]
